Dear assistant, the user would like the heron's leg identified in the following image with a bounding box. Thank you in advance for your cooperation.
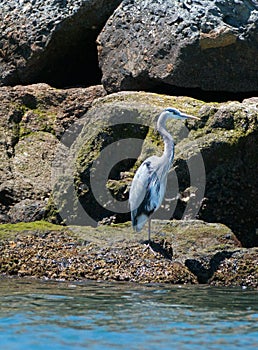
[148,218,151,243]
[143,218,156,254]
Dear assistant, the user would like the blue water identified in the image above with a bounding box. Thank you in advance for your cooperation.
[0,279,257,350]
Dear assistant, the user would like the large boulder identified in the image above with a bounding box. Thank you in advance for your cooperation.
[195,98,258,247]
[0,0,122,87]
[0,86,256,246]
[50,91,258,247]
[0,83,106,223]
[98,0,258,93]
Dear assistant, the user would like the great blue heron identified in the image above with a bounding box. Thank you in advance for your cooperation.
[129,107,199,246]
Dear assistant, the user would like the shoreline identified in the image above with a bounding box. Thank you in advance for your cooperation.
[0,220,257,288]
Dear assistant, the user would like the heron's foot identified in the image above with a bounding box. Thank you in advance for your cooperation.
[141,239,173,260]
[143,241,157,255]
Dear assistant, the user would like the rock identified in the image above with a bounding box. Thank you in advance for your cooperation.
[195,98,258,247]
[0,83,106,223]
[1,88,257,246]
[50,91,258,246]
[8,199,45,223]
[0,219,256,288]
[0,0,122,87]
[0,213,10,223]
[98,0,258,93]
[210,248,258,287]
[51,91,203,226]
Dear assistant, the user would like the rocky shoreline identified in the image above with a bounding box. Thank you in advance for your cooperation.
[0,1,257,288]
[0,220,257,288]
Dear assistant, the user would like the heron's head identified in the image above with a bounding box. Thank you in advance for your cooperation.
[164,107,199,120]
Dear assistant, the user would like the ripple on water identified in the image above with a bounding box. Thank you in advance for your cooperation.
[0,279,257,350]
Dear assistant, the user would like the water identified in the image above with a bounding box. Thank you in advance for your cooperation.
[0,279,257,350]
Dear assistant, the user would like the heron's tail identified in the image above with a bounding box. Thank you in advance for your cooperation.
[132,212,148,232]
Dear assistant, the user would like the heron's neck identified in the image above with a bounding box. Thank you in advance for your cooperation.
[157,112,174,166]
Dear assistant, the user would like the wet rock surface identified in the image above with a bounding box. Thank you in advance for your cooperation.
[1,220,256,287]
[210,248,258,287]
[0,232,195,284]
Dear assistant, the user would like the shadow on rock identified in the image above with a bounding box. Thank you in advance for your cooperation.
[185,251,236,284]
[142,239,173,260]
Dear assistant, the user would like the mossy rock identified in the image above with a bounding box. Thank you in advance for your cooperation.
[0,220,64,240]
[50,92,258,247]
[51,91,206,225]
[0,83,105,224]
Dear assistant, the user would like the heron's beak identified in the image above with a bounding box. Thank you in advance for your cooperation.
[183,113,200,120]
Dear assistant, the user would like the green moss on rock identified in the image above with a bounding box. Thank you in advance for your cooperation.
[0,220,64,239]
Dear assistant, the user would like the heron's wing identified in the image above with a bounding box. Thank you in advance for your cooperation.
[129,159,161,230]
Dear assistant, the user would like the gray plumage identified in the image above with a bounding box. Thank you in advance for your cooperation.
[129,108,199,243]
